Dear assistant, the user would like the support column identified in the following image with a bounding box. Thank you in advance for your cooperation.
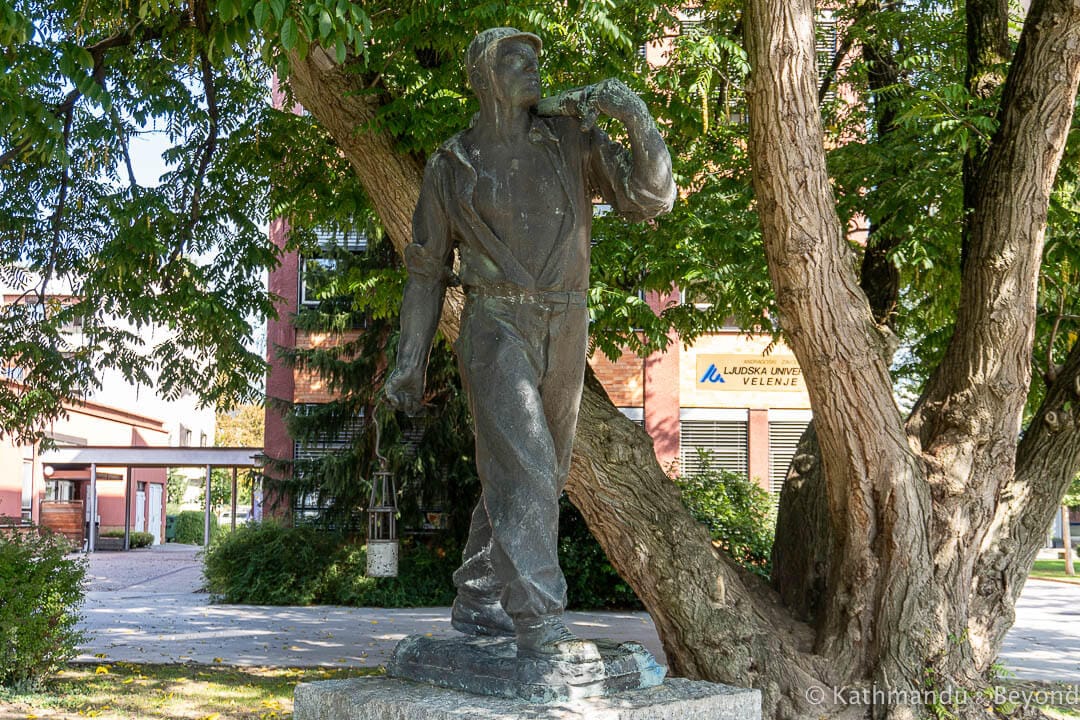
[88,463,98,553]
[123,468,133,551]
[747,409,770,492]
[643,288,681,474]
[230,467,238,530]
[204,464,213,546]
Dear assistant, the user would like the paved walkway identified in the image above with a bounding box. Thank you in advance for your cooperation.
[76,545,662,668]
[77,545,1080,681]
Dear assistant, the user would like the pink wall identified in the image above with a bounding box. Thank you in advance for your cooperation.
[0,395,168,535]
[0,439,24,520]
[748,409,770,491]
[644,289,682,473]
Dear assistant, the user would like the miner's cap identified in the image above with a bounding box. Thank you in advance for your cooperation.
[467,27,543,91]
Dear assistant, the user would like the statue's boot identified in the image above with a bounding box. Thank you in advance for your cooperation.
[451,593,515,637]
[515,614,602,662]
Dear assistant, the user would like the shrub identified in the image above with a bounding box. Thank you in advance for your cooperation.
[203,523,459,606]
[0,529,87,691]
[558,497,642,610]
[677,465,776,578]
[172,511,219,545]
[322,538,458,607]
[129,532,154,548]
[203,522,339,604]
[97,530,154,548]
[204,509,658,611]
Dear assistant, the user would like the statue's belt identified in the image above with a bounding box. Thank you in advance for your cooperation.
[464,284,587,308]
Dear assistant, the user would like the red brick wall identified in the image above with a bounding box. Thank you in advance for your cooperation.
[292,329,364,404]
[263,215,298,520]
[589,350,644,408]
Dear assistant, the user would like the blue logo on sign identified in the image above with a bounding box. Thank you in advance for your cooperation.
[700,364,725,384]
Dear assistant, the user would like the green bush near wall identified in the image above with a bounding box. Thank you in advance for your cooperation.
[0,530,87,691]
[677,466,776,578]
[203,518,640,610]
[202,522,458,606]
[204,469,777,609]
[172,511,219,546]
[98,530,155,548]
[558,497,643,610]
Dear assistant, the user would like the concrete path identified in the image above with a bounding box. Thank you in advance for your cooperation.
[76,545,662,669]
[76,545,1080,681]
[1001,578,1080,680]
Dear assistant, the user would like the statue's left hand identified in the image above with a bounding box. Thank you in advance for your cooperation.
[583,78,649,130]
[537,78,649,132]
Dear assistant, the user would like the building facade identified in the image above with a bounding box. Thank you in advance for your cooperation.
[1,282,217,544]
[0,387,170,545]
[265,240,812,500]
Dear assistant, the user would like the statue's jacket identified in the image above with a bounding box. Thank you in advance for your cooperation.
[403,114,675,295]
[400,113,675,620]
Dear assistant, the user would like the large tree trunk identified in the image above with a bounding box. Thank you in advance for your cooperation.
[747,0,1080,714]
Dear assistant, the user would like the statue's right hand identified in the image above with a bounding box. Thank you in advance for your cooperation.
[384,367,425,417]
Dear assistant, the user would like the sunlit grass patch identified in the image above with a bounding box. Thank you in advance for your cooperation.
[1029,559,1080,586]
[0,662,382,719]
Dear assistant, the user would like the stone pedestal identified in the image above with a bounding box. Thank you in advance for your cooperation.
[388,634,664,703]
[293,676,762,720]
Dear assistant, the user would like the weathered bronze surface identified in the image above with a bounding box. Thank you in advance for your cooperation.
[385,26,675,682]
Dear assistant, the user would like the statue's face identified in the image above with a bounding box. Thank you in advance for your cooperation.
[493,39,541,108]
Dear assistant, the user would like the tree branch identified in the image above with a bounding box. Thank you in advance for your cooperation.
[961,0,1011,270]
[910,0,1080,469]
[0,18,187,171]
[110,107,139,191]
[969,337,1080,668]
[37,104,76,308]
[745,0,934,692]
[187,48,219,230]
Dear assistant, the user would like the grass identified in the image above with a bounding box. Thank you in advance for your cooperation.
[0,663,381,720]
[1029,559,1080,586]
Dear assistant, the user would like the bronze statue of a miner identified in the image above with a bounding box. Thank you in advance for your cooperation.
[385,26,676,665]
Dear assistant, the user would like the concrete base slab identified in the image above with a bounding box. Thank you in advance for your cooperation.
[293,676,762,720]
[387,634,664,702]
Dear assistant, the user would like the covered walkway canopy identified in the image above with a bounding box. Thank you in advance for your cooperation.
[39,446,264,551]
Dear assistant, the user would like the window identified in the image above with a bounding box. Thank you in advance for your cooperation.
[678,9,704,36]
[45,479,75,502]
[297,225,369,306]
[299,257,337,306]
[816,10,838,102]
[314,227,367,253]
[769,421,809,494]
[21,461,33,522]
[292,404,366,523]
[679,409,748,477]
[679,289,717,312]
[619,407,645,427]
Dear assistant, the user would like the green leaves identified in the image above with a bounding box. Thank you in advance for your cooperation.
[1,0,292,443]
[279,16,297,49]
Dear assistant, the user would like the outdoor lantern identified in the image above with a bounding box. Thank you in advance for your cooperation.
[366,467,399,576]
